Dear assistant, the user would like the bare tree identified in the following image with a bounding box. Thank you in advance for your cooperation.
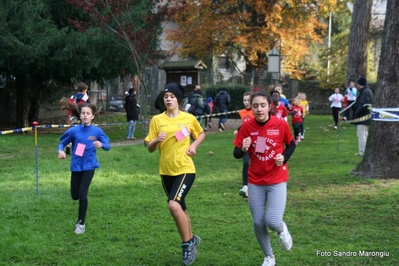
[345,0,373,85]
[353,0,399,178]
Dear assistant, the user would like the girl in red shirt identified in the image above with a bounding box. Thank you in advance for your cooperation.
[289,98,304,144]
[233,90,296,266]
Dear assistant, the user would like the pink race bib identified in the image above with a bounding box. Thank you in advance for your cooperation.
[75,143,86,157]
[175,126,190,142]
[255,136,266,153]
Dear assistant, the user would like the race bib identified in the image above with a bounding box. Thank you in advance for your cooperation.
[75,143,86,157]
[255,136,266,153]
[175,126,190,142]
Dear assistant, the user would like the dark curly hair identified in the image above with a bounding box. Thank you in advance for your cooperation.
[60,98,100,120]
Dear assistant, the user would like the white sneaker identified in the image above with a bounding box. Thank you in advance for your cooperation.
[238,185,248,198]
[74,223,85,234]
[261,256,276,266]
[278,222,292,251]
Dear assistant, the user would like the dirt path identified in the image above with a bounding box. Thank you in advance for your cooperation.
[110,118,242,147]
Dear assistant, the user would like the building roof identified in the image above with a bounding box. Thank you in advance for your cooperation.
[161,60,207,70]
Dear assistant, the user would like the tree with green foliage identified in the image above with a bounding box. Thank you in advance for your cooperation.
[0,0,134,128]
[66,0,170,135]
[304,4,352,88]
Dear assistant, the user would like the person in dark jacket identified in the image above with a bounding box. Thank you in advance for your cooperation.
[125,88,139,140]
[352,77,373,157]
[214,88,231,132]
[188,85,201,105]
[190,89,205,125]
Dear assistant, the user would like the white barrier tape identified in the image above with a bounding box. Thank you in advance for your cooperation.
[340,107,399,123]
[339,101,356,115]
[194,110,239,120]
[0,110,240,136]
[371,108,399,122]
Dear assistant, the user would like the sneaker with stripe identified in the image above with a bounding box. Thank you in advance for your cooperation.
[181,235,201,265]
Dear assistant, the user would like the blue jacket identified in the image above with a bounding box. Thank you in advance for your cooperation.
[58,124,110,172]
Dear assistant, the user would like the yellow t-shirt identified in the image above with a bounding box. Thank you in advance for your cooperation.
[145,111,203,176]
[299,99,309,116]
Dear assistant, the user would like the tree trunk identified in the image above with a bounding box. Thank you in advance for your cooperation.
[28,96,40,124]
[353,0,399,178]
[15,75,29,129]
[243,61,254,86]
[345,0,372,85]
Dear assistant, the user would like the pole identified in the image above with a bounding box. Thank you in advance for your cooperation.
[327,11,332,82]
[33,121,39,195]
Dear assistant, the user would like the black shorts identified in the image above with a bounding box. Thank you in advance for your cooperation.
[161,173,196,211]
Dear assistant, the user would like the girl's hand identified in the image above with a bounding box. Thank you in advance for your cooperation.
[58,150,66,159]
[93,141,102,148]
[242,137,252,152]
[274,153,284,166]
[157,132,167,143]
[186,145,197,157]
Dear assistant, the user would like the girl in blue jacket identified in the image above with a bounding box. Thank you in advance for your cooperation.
[58,103,110,234]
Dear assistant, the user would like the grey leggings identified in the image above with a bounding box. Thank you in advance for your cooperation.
[248,182,287,257]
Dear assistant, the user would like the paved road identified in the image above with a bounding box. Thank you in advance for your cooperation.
[111,118,242,147]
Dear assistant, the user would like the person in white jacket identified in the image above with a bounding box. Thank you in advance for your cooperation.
[328,88,344,130]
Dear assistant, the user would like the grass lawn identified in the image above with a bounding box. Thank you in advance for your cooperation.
[0,114,398,266]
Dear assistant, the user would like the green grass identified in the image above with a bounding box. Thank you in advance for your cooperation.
[0,115,398,265]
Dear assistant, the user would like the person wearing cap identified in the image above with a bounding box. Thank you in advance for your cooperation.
[145,82,205,265]
[352,77,373,157]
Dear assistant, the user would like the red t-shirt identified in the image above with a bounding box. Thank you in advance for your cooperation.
[271,102,288,118]
[291,105,303,124]
[239,108,254,123]
[234,116,294,185]
[67,93,90,117]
